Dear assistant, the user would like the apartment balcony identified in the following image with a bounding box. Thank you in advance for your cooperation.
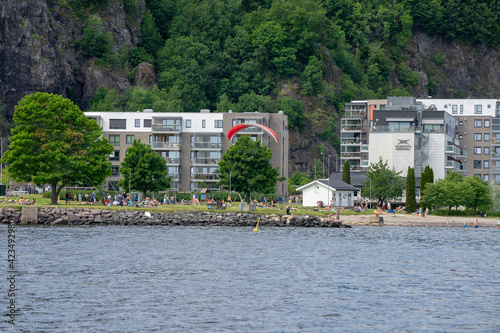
[341,152,363,159]
[371,125,415,133]
[445,145,466,158]
[340,138,362,145]
[192,142,222,150]
[151,141,181,150]
[191,174,219,181]
[490,167,500,174]
[343,109,367,119]
[491,153,500,159]
[167,173,180,181]
[491,138,500,145]
[350,165,362,172]
[192,158,221,165]
[360,144,369,152]
[445,160,461,170]
[360,159,369,168]
[164,157,180,165]
[152,117,181,133]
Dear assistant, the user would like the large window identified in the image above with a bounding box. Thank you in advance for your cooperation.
[485,119,490,127]
[134,119,140,127]
[144,119,152,127]
[474,119,482,127]
[484,160,489,169]
[109,119,126,129]
[214,120,223,128]
[473,160,481,169]
[110,165,120,176]
[109,134,120,146]
[474,105,483,114]
[109,150,120,161]
[473,147,482,155]
[474,133,482,141]
[185,119,191,128]
[126,135,135,144]
[452,105,457,114]
[108,181,119,191]
[484,133,490,141]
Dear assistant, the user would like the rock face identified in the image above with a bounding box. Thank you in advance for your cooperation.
[0,0,144,117]
[0,207,352,228]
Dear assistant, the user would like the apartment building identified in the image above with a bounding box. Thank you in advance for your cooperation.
[84,110,289,194]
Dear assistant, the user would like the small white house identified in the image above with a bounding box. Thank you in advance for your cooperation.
[297,179,359,207]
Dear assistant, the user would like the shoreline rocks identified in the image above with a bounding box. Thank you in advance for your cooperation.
[0,207,352,228]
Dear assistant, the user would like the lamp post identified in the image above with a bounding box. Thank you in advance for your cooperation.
[369,177,372,209]
[321,152,324,179]
[328,154,331,206]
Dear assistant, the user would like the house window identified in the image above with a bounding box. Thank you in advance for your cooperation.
[485,119,490,127]
[484,133,490,141]
[186,119,191,128]
[109,150,120,161]
[473,160,481,169]
[474,133,482,141]
[202,120,206,128]
[484,160,489,169]
[452,105,457,114]
[144,119,152,127]
[474,105,483,114]
[484,147,490,155]
[473,147,482,155]
[109,135,120,146]
[214,120,223,128]
[460,105,464,114]
[109,119,126,129]
[126,135,135,144]
[134,119,140,127]
[484,174,489,181]
[110,165,120,176]
[474,119,482,127]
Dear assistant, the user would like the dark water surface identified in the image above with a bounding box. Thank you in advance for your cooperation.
[2,225,500,332]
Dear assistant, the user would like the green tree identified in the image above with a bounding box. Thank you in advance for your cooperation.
[2,92,113,204]
[342,160,351,184]
[79,15,113,59]
[215,93,236,113]
[290,171,311,186]
[118,140,171,198]
[139,10,164,56]
[463,175,492,211]
[420,165,434,209]
[301,56,323,96]
[276,96,305,129]
[217,135,281,202]
[406,166,417,212]
[361,157,404,205]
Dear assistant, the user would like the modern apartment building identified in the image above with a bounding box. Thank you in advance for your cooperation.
[84,110,289,194]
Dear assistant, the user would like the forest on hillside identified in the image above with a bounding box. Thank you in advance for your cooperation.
[62,0,499,135]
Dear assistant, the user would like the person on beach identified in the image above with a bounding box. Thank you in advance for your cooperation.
[408,221,412,227]
[65,192,70,205]
[474,219,479,228]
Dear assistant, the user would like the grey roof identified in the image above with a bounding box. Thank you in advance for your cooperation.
[317,179,359,192]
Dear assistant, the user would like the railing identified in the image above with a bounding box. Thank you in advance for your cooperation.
[492,124,500,132]
[341,138,362,144]
[360,159,369,167]
[341,125,363,131]
[491,153,500,159]
[167,173,180,180]
[445,160,461,170]
[491,138,500,145]
[490,167,500,173]
[152,124,181,132]
[152,142,181,149]
[370,125,415,133]
[164,158,180,164]
[445,145,462,155]
[341,152,363,158]
[343,110,367,119]
[192,142,222,149]
[350,165,362,172]
[423,127,445,133]
[360,144,369,152]
[192,158,221,165]
[191,174,219,180]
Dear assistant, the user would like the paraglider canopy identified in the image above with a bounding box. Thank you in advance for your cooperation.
[227,123,278,143]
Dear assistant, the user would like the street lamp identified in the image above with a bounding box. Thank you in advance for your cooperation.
[328,154,331,206]
[321,152,324,179]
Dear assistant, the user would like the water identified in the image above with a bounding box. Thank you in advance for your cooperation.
[2,225,499,332]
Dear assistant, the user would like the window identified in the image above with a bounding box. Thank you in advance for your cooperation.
[185,119,191,128]
[484,119,490,127]
[474,133,482,141]
[474,119,482,127]
[110,165,120,176]
[474,160,481,169]
[214,120,223,128]
[484,133,490,141]
[126,135,135,144]
[484,147,490,155]
[144,119,152,127]
[460,105,464,114]
[108,181,119,191]
[444,104,448,108]
[109,135,120,146]
[134,119,140,127]
[488,104,491,108]
[452,105,457,114]
[474,105,482,114]
[484,174,489,181]
[109,150,120,161]
[473,147,482,155]
[109,119,126,129]
[202,120,206,128]
[484,160,489,169]
[380,104,386,110]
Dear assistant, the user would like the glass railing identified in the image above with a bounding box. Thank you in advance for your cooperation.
[491,153,500,159]
[490,167,500,173]
[360,159,369,167]
[341,138,361,144]
[151,141,181,149]
[341,125,363,131]
[343,110,367,119]
[491,138,500,145]
[152,124,181,132]
[445,160,461,169]
[192,142,222,149]
[191,174,219,180]
[192,158,221,165]
[167,173,180,180]
[164,157,180,164]
[360,144,369,152]
[370,125,415,133]
[341,152,363,158]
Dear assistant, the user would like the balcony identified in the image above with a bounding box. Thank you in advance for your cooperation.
[192,173,219,181]
[151,141,181,149]
[491,138,500,145]
[167,173,180,181]
[371,125,415,133]
[341,152,363,159]
[491,153,500,159]
[490,167,500,174]
[446,160,461,170]
[341,138,362,145]
[360,144,369,152]
[445,145,466,157]
[192,142,222,149]
[164,157,180,165]
[360,159,369,167]
[343,109,367,119]
[192,158,221,165]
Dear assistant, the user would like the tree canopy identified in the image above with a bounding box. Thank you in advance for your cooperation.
[342,160,351,184]
[118,140,171,198]
[217,135,281,202]
[361,157,404,204]
[2,92,113,204]
[406,166,416,212]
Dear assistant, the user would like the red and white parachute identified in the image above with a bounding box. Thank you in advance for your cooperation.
[227,123,279,143]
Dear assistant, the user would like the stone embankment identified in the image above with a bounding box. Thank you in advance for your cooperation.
[0,207,351,228]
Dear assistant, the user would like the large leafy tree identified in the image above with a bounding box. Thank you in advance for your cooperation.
[406,166,417,212]
[2,92,113,204]
[217,135,281,202]
[118,140,171,198]
[361,157,404,205]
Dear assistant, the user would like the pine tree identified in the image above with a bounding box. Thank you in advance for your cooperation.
[420,165,434,210]
[342,160,351,184]
[406,166,417,212]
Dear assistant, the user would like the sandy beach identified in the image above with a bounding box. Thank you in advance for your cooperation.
[343,213,500,228]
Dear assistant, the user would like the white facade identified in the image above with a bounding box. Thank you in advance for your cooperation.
[297,180,357,207]
[417,98,498,117]
[369,133,414,176]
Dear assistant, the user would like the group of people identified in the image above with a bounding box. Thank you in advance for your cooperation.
[64,191,97,205]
